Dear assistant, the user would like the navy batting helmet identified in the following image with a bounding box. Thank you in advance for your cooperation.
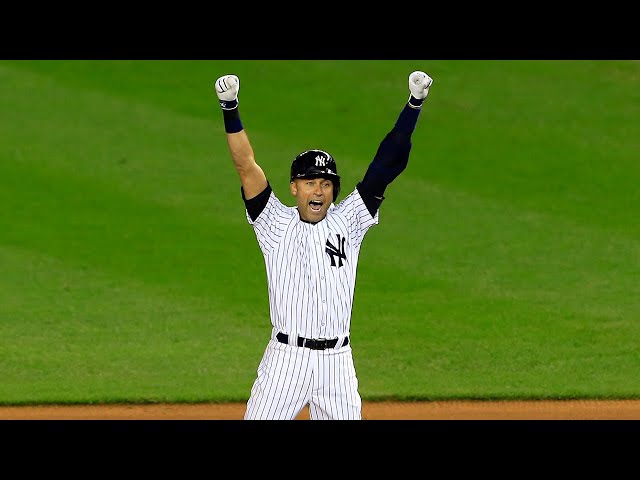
[290,149,341,201]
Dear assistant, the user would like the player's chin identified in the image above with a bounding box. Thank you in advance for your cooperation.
[303,204,328,222]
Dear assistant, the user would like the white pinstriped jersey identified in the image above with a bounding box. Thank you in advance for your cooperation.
[246,187,379,341]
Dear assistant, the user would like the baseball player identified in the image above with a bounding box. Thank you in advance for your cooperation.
[214,69,434,420]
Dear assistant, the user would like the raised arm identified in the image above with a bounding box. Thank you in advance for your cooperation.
[357,71,434,214]
[214,74,268,200]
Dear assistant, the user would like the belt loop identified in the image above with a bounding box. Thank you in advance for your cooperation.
[290,332,298,347]
[333,335,345,350]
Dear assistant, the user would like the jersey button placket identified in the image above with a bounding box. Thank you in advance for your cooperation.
[317,228,329,337]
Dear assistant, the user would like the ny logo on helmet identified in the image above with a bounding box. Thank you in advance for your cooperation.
[315,155,327,167]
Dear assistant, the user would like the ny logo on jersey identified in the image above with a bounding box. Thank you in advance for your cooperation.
[315,154,327,167]
[325,234,346,267]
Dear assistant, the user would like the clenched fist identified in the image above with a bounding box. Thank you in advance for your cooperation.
[408,71,433,100]
[215,74,240,110]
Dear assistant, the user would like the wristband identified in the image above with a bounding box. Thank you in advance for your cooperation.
[219,98,238,111]
[223,106,243,133]
[407,95,424,109]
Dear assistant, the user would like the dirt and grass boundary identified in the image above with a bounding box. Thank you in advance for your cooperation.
[2,399,640,420]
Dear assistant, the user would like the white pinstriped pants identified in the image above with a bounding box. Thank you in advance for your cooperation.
[244,333,362,420]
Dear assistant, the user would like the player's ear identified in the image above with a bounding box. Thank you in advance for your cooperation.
[290,181,297,196]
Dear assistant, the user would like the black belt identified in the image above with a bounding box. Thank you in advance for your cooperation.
[276,332,349,350]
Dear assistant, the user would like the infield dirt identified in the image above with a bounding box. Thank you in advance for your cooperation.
[2,400,639,420]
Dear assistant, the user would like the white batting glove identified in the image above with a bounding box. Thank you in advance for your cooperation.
[408,71,433,109]
[409,71,433,99]
[215,74,240,110]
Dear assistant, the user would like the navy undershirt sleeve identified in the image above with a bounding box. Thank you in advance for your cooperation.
[243,182,272,221]
[358,102,422,216]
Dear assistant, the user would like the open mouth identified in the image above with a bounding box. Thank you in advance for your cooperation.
[309,200,323,212]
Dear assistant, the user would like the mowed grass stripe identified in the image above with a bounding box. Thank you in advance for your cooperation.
[367,176,640,316]
[0,157,267,301]
[0,244,264,404]
[354,179,640,398]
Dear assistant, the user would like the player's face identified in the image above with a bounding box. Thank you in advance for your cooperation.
[290,177,334,223]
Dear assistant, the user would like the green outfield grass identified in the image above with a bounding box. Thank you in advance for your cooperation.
[1,60,639,404]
